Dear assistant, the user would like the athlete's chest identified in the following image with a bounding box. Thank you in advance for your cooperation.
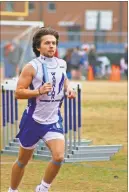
[36,65,65,84]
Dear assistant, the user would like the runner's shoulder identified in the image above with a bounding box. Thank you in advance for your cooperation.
[21,63,35,76]
[54,57,67,67]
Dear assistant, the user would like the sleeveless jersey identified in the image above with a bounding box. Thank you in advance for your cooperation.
[27,55,67,124]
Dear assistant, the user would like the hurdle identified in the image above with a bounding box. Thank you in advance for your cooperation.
[1,79,123,162]
[1,79,84,150]
[1,80,18,149]
[64,83,82,156]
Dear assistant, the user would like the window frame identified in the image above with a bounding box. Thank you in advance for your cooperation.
[29,1,35,13]
[5,2,14,12]
[47,2,56,13]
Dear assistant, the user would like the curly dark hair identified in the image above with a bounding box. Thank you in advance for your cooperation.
[32,27,59,57]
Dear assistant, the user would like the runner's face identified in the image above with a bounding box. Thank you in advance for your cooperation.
[37,35,57,58]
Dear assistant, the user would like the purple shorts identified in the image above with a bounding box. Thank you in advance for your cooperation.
[16,110,64,148]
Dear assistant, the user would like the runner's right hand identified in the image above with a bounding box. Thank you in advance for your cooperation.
[38,83,52,95]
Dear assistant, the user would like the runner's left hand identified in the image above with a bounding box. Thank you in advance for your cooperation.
[67,88,76,99]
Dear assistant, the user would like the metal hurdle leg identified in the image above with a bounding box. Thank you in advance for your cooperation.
[69,98,72,154]
[10,90,14,141]
[2,86,6,148]
[73,97,77,150]
[8,90,12,143]
[77,84,81,146]
[6,90,10,145]
[64,94,68,157]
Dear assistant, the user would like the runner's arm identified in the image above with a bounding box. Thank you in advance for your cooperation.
[15,64,40,99]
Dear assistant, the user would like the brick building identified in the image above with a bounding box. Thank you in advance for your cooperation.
[1,1,128,53]
[0,1,128,77]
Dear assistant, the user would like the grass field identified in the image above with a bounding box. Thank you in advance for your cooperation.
[1,81,128,192]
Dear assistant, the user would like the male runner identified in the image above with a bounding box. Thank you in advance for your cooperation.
[8,27,76,192]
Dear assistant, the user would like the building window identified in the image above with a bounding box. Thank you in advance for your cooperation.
[5,2,14,12]
[29,2,35,12]
[47,2,56,12]
[67,26,81,42]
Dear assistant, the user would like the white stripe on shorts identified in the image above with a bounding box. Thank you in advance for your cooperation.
[43,132,64,143]
[19,141,37,150]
